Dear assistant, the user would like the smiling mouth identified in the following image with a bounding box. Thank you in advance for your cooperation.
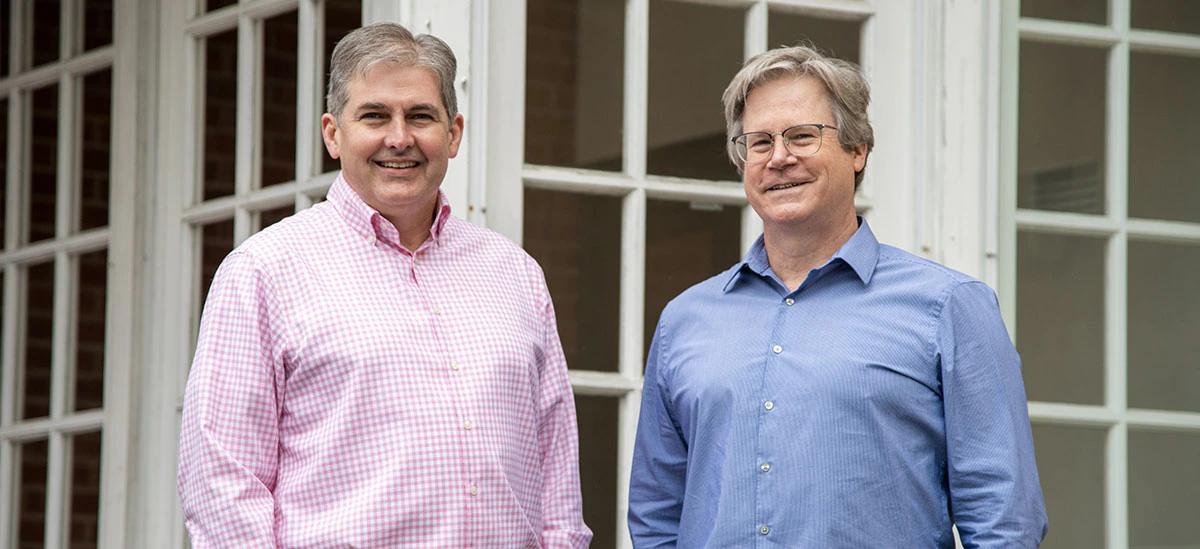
[768,182,805,191]
[377,160,418,169]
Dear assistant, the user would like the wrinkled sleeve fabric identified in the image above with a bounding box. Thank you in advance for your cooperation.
[178,251,289,548]
[533,268,594,548]
[939,281,1049,548]
[628,319,689,547]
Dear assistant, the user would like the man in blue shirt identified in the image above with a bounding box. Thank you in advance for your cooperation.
[628,45,1048,548]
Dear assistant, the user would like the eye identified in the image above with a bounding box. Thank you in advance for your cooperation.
[361,112,387,121]
[746,134,773,151]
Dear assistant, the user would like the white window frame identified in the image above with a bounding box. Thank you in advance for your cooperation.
[999,2,1200,548]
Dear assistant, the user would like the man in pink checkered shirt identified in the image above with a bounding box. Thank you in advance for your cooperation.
[178,22,592,548]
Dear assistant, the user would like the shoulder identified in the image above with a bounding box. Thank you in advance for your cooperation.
[873,244,990,303]
[443,215,542,270]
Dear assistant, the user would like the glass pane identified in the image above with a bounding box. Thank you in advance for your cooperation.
[31,0,60,68]
[82,0,113,51]
[24,261,54,420]
[1127,239,1200,413]
[768,10,861,63]
[1129,429,1200,548]
[1129,51,1200,223]
[1021,0,1107,25]
[1016,231,1105,404]
[262,11,298,188]
[69,431,102,548]
[524,0,624,171]
[257,204,293,232]
[1031,424,1105,549]
[321,0,362,175]
[80,69,111,231]
[1017,41,1106,214]
[575,394,618,549]
[1,97,7,246]
[74,249,106,411]
[647,1,742,181]
[644,199,742,360]
[31,84,58,243]
[203,30,238,201]
[205,0,236,14]
[1,0,9,76]
[17,439,49,549]
[523,188,620,372]
[200,220,235,314]
[1132,0,1200,34]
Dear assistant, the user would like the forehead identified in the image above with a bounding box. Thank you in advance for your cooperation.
[345,62,444,109]
[743,75,833,128]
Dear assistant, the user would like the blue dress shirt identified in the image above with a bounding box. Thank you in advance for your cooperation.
[629,219,1048,548]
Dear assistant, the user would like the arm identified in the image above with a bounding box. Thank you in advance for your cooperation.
[940,281,1049,548]
[535,286,594,548]
[627,321,688,547]
[178,252,288,548]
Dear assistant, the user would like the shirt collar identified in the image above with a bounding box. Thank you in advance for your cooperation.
[723,216,880,292]
[326,172,452,250]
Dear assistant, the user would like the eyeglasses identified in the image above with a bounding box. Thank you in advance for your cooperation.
[731,123,838,164]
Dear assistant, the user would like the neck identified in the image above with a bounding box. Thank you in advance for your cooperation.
[762,212,858,292]
[385,201,439,253]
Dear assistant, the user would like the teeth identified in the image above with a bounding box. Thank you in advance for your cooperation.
[379,161,417,168]
[769,183,800,191]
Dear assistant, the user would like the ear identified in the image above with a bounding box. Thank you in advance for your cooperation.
[447,113,465,159]
[321,113,341,160]
[851,142,868,172]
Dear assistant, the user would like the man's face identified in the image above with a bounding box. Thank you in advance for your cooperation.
[741,75,866,233]
[321,63,463,225]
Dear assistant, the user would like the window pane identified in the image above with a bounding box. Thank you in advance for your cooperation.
[320,0,362,175]
[205,0,236,14]
[644,199,741,360]
[524,0,625,171]
[257,204,293,232]
[1021,0,1107,25]
[262,11,298,188]
[1132,0,1200,34]
[1,0,9,76]
[1031,424,1105,549]
[523,188,620,372]
[1,97,7,246]
[1017,231,1105,405]
[1017,41,1106,215]
[1129,429,1200,548]
[575,394,618,549]
[647,1,742,181]
[17,439,49,549]
[1127,239,1200,413]
[768,10,861,63]
[81,69,111,232]
[82,0,113,51]
[31,0,60,68]
[203,30,238,201]
[200,219,235,315]
[23,261,54,420]
[69,431,102,548]
[31,84,58,243]
[1129,51,1200,223]
[74,249,106,411]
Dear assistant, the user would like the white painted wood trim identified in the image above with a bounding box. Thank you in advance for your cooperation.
[623,0,648,179]
[482,0,525,242]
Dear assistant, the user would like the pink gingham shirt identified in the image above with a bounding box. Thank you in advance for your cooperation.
[178,174,592,548]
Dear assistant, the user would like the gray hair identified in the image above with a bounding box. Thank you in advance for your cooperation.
[722,44,874,188]
[326,22,458,122]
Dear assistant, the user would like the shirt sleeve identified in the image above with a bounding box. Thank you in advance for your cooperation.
[939,281,1049,548]
[628,319,688,547]
[534,276,594,548]
[178,251,289,548]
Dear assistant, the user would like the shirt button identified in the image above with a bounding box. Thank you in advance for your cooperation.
[785,297,795,306]
[367,235,376,245]
[463,420,473,430]
[772,345,782,354]
[433,306,442,315]
[413,257,420,264]
[450,361,461,371]
[469,485,478,496]
[760,462,770,472]
[764,401,774,411]
[760,525,770,535]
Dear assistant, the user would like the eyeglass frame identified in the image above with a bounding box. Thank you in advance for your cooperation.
[730,123,839,164]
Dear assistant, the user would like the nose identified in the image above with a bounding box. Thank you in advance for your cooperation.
[383,119,416,150]
[765,133,796,169]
